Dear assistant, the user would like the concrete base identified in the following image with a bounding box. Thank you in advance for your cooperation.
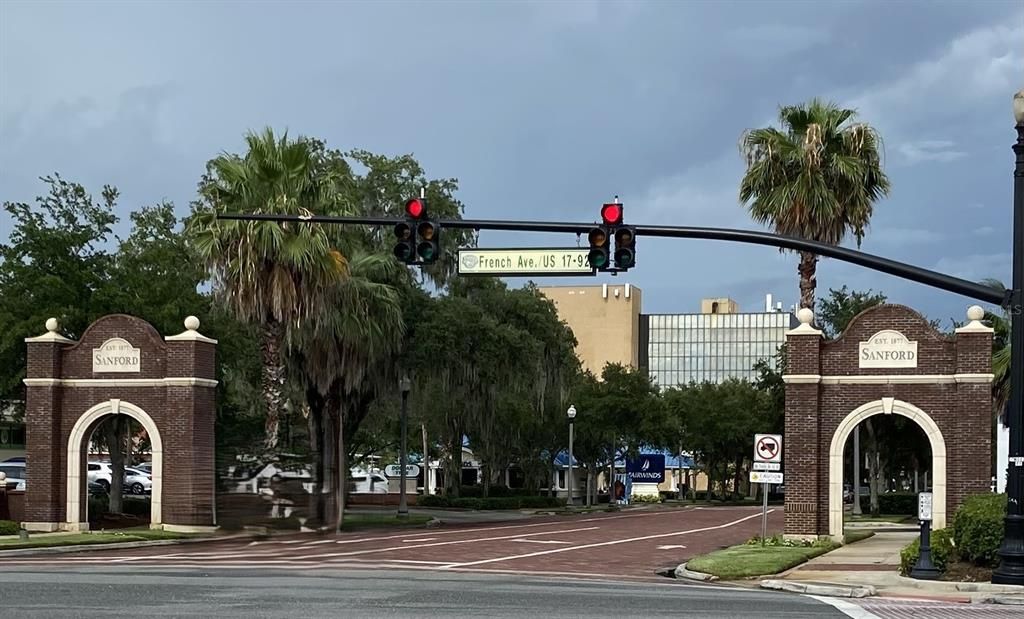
[783,533,818,543]
[22,522,60,532]
[162,523,218,534]
[61,522,90,532]
[630,483,660,498]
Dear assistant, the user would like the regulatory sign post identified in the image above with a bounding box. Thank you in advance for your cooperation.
[911,491,940,580]
[752,434,784,545]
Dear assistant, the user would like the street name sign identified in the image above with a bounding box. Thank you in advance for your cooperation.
[752,462,781,471]
[754,434,783,463]
[457,248,595,277]
[749,471,784,484]
[385,464,421,478]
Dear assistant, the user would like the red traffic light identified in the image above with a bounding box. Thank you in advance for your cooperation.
[601,203,623,226]
[405,198,425,218]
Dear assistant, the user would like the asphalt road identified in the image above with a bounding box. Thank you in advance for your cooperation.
[0,567,847,618]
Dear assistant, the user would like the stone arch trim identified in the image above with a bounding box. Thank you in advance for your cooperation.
[65,399,163,529]
[827,398,946,539]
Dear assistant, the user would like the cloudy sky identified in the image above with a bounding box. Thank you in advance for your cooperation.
[1,0,1021,323]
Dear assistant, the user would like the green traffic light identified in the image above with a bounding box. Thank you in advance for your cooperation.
[417,242,436,261]
[394,243,412,261]
[588,250,607,269]
[615,248,635,268]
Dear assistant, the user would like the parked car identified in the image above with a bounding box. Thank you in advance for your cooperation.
[0,462,26,490]
[1,456,25,463]
[349,471,389,494]
[86,462,152,494]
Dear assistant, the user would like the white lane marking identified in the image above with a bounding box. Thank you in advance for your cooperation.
[304,540,336,545]
[510,539,571,545]
[400,538,437,543]
[97,525,604,563]
[656,545,687,550]
[439,510,771,569]
[804,595,882,619]
[291,526,602,561]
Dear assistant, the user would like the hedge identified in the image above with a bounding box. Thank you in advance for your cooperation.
[858,492,917,515]
[0,520,19,535]
[899,527,954,576]
[952,493,1005,566]
[417,495,565,510]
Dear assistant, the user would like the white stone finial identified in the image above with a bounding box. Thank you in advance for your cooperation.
[45,317,59,333]
[797,307,814,325]
[184,316,201,331]
[786,307,823,337]
[956,304,994,334]
[165,315,217,345]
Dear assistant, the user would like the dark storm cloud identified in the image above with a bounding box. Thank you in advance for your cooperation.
[1,0,1021,321]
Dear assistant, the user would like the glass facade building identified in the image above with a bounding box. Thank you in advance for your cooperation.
[639,311,798,387]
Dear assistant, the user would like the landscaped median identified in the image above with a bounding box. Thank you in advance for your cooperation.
[0,524,201,551]
[682,535,840,580]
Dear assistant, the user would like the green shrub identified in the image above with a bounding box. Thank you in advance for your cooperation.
[418,495,449,508]
[630,495,662,504]
[899,528,954,576]
[88,496,110,520]
[0,520,19,535]
[122,498,151,517]
[518,496,565,509]
[859,492,917,515]
[952,493,1005,566]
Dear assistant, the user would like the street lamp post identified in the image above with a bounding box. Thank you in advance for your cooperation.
[993,91,1024,585]
[398,376,412,519]
[567,405,577,507]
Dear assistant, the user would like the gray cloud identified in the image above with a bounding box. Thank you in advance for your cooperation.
[1,0,1021,323]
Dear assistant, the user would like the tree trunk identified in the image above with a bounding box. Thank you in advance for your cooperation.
[445,419,462,498]
[306,389,326,527]
[705,462,714,502]
[259,321,285,451]
[422,424,429,495]
[864,419,879,514]
[336,410,347,533]
[798,251,818,313]
[733,455,743,500]
[482,464,491,498]
[103,416,128,514]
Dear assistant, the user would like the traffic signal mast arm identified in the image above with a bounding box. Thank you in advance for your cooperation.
[217,212,1010,307]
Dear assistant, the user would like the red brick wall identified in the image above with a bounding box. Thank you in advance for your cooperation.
[23,315,217,529]
[784,305,992,536]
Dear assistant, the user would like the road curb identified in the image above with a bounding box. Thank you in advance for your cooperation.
[0,533,248,557]
[674,562,719,582]
[979,595,1024,605]
[760,579,876,598]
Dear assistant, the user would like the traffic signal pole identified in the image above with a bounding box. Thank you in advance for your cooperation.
[217,212,1009,307]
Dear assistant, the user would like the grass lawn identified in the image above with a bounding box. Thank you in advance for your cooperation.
[845,514,912,523]
[0,528,197,550]
[843,530,876,544]
[687,542,837,579]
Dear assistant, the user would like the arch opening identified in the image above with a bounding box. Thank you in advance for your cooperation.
[66,399,163,531]
[828,399,946,540]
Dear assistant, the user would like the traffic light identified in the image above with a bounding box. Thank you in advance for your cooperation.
[601,202,623,227]
[416,219,440,263]
[587,225,610,270]
[393,220,415,262]
[614,226,636,269]
[393,198,425,264]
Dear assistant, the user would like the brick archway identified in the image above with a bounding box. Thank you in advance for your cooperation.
[827,398,946,539]
[782,303,993,539]
[66,399,164,531]
[22,314,217,533]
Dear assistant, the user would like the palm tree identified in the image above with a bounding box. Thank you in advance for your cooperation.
[294,250,406,531]
[740,99,891,311]
[188,128,349,450]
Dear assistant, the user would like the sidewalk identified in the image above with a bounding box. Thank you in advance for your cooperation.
[775,531,1024,603]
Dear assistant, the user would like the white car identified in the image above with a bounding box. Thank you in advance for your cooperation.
[87,462,152,495]
[0,462,26,490]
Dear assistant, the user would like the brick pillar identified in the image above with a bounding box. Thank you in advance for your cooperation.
[162,316,218,531]
[783,308,824,538]
[952,306,995,513]
[22,318,75,531]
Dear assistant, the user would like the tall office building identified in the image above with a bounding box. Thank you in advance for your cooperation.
[537,283,641,376]
[639,295,797,387]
